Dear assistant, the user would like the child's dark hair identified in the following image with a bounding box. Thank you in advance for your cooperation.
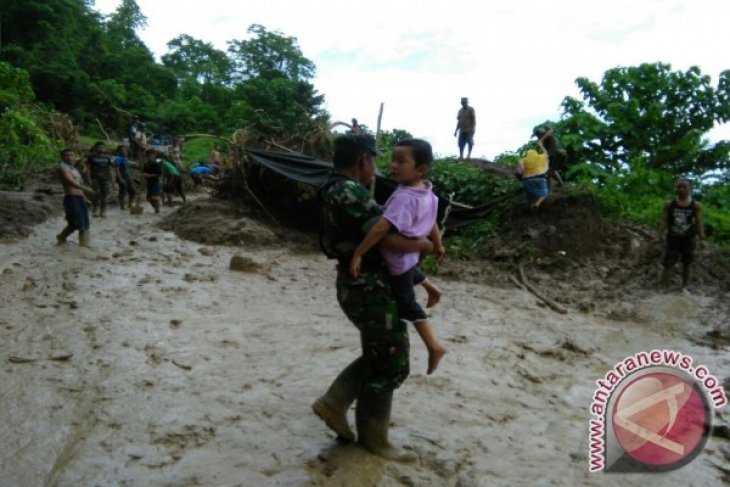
[115,145,126,155]
[395,138,434,168]
[60,148,74,158]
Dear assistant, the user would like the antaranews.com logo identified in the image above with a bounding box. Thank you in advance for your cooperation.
[588,349,727,473]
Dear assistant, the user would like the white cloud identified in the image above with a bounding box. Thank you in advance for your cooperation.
[93,0,730,158]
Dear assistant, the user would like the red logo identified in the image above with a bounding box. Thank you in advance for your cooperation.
[611,372,709,468]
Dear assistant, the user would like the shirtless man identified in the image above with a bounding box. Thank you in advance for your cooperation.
[56,148,95,247]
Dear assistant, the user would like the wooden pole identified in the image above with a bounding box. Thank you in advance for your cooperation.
[375,102,384,147]
[371,102,384,194]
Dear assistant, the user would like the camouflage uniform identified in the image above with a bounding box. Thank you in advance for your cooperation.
[321,174,410,392]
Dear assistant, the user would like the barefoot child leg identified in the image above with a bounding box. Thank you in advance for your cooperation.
[421,278,442,309]
[413,319,447,375]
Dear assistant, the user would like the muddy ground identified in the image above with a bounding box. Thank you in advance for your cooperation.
[1,191,729,486]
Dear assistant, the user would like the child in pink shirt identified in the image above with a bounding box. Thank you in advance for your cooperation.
[350,139,447,375]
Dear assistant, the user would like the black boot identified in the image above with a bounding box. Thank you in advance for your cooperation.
[355,389,416,462]
[56,226,74,245]
[312,358,367,442]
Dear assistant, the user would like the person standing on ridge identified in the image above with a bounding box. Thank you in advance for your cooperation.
[454,97,476,159]
[655,179,706,290]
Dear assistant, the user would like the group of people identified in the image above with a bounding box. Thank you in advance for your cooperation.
[55,141,189,246]
[54,108,706,463]
[453,96,567,210]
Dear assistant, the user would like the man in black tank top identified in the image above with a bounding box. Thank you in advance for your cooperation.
[85,142,113,217]
[655,179,706,289]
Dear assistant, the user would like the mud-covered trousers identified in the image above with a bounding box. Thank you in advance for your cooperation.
[335,265,410,393]
[91,176,110,215]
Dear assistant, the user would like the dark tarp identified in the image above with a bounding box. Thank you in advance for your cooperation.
[244,149,512,231]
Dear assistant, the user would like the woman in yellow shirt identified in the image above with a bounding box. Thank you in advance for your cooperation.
[516,139,549,209]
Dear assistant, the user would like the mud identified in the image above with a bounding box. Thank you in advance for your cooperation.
[0,190,60,241]
[0,196,728,486]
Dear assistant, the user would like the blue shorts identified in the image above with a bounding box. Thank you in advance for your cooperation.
[522,175,548,203]
[147,178,161,196]
[458,131,474,149]
[63,195,89,231]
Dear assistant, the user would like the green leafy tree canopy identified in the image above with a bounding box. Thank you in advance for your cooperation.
[227,24,315,82]
[553,63,730,177]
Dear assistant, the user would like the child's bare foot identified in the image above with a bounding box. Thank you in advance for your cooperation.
[422,280,442,309]
[427,344,447,375]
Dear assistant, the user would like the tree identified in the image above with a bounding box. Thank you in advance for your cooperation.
[162,34,232,86]
[229,77,326,134]
[227,24,315,82]
[552,63,730,177]
[0,0,102,113]
[105,0,147,49]
[0,61,34,110]
[222,25,327,137]
[379,129,414,151]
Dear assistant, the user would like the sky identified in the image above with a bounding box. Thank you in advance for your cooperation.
[93,0,730,159]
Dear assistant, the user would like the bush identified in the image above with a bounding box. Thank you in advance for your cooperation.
[0,63,58,189]
[429,158,518,206]
[567,161,730,246]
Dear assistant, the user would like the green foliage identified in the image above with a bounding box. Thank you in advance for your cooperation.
[230,77,325,135]
[0,62,34,109]
[1,2,327,143]
[162,34,232,86]
[429,158,519,206]
[425,157,519,261]
[0,61,57,188]
[155,96,219,135]
[524,63,730,247]
[443,218,499,260]
[493,151,521,167]
[105,0,148,49]
[374,128,413,167]
[589,163,673,227]
[567,163,730,246]
[227,24,315,82]
[181,137,220,166]
[552,63,730,177]
[704,209,730,244]
[0,109,58,189]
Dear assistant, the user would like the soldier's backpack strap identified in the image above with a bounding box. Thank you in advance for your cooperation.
[317,173,341,259]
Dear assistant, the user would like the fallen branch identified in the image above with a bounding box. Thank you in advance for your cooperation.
[410,433,446,450]
[171,359,192,371]
[517,263,568,314]
[508,274,524,290]
[235,158,280,226]
[620,223,655,240]
[264,139,296,153]
[112,105,137,118]
[8,353,73,364]
[95,118,112,143]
